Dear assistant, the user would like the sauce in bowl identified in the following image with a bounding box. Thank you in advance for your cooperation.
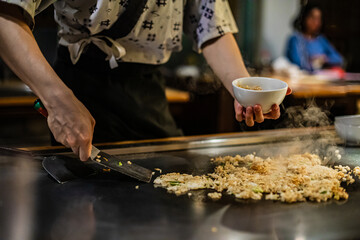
[237,84,263,91]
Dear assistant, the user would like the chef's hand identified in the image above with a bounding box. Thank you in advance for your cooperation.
[46,93,95,161]
[0,4,95,161]
[234,87,292,127]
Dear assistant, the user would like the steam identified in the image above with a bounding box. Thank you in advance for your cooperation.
[259,99,341,165]
[280,99,334,128]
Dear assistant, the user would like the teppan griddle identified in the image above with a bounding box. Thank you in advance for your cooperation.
[1,127,360,240]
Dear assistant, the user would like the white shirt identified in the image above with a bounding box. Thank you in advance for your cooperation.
[3,0,238,68]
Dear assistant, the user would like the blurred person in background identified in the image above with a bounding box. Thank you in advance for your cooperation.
[286,4,343,72]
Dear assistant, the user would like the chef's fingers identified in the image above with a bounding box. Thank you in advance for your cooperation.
[59,134,80,157]
[65,132,77,148]
[71,146,80,156]
[254,105,264,123]
[234,100,244,122]
[91,116,96,129]
[79,138,92,162]
[53,131,71,149]
[245,106,255,127]
[264,104,281,120]
[49,120,65,145]
[286,87,292,95]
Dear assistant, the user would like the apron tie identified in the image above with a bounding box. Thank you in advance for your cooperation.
[61,36,126,69]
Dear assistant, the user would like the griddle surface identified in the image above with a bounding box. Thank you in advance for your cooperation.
[1,136,360,240]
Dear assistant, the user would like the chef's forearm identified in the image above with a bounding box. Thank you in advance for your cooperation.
[202,33,250,97]
[0,5,73,110]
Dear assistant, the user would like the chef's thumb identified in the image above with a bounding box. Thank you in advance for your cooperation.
[79,140,92,162]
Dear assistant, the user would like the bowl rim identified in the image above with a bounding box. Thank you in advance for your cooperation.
[335,121,360,128]
[335,115,360,127]
[232,77,288,93]
[335,115,360,121]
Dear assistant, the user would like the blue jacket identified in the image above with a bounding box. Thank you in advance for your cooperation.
[285,32,343,71]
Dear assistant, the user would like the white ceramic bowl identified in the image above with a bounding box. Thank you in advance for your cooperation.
[335,115,360,143]
[232,77,288,113]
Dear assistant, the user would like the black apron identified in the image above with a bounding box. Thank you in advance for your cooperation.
[52,1,183,144]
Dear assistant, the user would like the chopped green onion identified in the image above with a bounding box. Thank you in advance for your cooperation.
[169,181,180,186]
[320,190,327,194]
[252,187,263,193]
[118,162,122,166]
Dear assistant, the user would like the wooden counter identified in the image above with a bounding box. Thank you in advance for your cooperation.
[0,88,190,108]
[165,88,191,103]
[270,74,359,98]
[0,96,38,107]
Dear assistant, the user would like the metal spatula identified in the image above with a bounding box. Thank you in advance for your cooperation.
[42,155,97,184]
[34,99,153,183]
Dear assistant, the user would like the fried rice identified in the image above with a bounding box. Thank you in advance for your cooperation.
[154,153,360,203]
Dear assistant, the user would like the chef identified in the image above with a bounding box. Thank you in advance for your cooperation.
[0,0,289,161]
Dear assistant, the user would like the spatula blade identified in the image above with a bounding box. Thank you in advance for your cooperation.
[42,156,96,184]
[90,146,153,183]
